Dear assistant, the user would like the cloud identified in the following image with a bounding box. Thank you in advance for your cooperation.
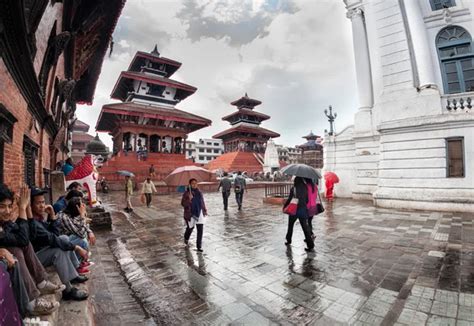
[176,0,299,47]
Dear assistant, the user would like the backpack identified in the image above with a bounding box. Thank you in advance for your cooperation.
[306,184,318,216]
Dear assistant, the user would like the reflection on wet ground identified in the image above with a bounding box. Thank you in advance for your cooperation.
[97,188,474,325]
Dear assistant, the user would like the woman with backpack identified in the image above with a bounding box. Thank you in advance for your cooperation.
[283,177,315,251]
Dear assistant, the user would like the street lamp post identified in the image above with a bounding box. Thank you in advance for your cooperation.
[324,105,337,136]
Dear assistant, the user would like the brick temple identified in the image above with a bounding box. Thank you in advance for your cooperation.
[207,94,280,173]
[96,47,211,183]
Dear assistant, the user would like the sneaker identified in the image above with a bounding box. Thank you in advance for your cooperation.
[304,247,315,252]
[38,280,66,295]
[62,287,88,301]
[196,248,203,252]
[30,297,60,316]
[79,261,95,268]
[71,275,89,284]
[76,266,90,275]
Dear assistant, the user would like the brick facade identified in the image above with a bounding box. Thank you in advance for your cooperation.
[0,0,125,192]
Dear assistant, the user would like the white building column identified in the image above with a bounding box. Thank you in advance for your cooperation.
[402,0,437,90]
[347,8,374,110]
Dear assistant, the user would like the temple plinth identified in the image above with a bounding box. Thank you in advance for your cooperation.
[96,46,211,183]
[207,94,280,174]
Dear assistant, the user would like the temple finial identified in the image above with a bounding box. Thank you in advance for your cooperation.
[151,45,160,56]
[245,92,248,97]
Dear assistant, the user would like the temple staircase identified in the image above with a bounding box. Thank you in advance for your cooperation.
[98,152,196,185]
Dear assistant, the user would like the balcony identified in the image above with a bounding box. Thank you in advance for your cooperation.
[443,92,474,113]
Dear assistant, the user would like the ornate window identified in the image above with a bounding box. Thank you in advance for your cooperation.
[430,0,456,11]
[0,104,18,184]
[437,26,474,94]
[23,136,39,187]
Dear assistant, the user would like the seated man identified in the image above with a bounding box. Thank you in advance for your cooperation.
[0,184,61,316]
[52,182,82,214]
[28,187,89,301]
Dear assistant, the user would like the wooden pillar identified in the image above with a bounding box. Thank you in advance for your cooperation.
[134,133,137,152]
[183,137,187,156]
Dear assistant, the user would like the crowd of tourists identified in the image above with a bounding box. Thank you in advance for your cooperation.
[0,181,95,325]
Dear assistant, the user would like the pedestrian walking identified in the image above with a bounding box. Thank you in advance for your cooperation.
[149,164,156,178]
[305,178,318,240]
[234,171,246,210]
[217,172,232,210]
[283,177,315,252]
[181,179,208,252]
[141,177,157,208]
[124,175,133,212]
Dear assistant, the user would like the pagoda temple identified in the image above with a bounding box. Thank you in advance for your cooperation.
[96,47,211,183]
[207,94,280,174]
[298,131,324,169]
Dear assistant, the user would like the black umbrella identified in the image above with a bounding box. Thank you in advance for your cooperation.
[280,164,322,180]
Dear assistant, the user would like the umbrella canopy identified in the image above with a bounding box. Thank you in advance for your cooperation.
[280,164,322,180]
[116,170,135,177]
[324,171,340,184]
[164,166,213,186]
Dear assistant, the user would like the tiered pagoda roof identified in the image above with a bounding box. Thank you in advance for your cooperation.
[213,93,280,140]
[96,46,210,134]
[299,131,323,151]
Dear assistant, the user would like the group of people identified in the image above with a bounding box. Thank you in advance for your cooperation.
[181,171,320,253]
[0,181,96,324]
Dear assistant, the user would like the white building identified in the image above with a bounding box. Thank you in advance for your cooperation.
[324,0,474,212]
[276,145,302,164]
[186,138,224,164]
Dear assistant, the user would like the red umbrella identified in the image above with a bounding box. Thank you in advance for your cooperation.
[164,166,213,186]
[324,172,339,185]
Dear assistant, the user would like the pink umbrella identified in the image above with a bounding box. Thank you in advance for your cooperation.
[164,166,213,186]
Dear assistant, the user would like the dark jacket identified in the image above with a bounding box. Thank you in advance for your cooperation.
[181,189,207,222]
[28,218,75,252]
[0,219,30,248]
[284,183,309,210]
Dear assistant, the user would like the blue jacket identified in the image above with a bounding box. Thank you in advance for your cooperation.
[53,197,67,214]
[28,218,75,252]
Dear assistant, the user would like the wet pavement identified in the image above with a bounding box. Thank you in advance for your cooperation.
[95,188,474,325]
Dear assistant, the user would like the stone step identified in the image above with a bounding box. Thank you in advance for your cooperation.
[28,268,94,326]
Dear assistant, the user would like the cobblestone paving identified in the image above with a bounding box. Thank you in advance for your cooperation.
[98,188,474,325]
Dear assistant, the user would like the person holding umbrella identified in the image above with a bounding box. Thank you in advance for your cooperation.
[181,179,208,252]
[324,172,339,201]
[283,177,314,252]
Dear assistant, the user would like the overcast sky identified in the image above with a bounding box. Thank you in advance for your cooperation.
[76,0,358,148]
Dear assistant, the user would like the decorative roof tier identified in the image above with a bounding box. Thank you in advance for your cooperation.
[110,71,197,102]
[85,134,109,157]
[213,124,280,139]
[222,108,270,125]
[303,131,319,140]
[96,102,211,133]
[230,93,262,109]
[128,46,182,78]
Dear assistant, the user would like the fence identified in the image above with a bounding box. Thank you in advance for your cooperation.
[264,182,292,198]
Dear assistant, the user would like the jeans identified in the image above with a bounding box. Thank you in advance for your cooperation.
[69,235,89,262]
[235,191,244,208]
[184,221,203,249]
[145,193,152,207]
[222,191,230,210]
[285,207,314,249]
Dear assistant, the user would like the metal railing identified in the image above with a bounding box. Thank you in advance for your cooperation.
[264,182,292,198]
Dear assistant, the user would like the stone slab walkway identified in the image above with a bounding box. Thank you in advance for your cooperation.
[96,188,474,325]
